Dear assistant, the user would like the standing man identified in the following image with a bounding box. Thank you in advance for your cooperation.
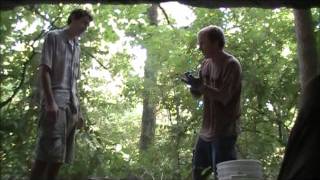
[30,9,92,180]
[182,25,242,179]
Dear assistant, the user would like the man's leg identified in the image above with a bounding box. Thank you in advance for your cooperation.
[47,162,62,180]
[30,160,48,180]
[215,136,237,164]
[33,107,67,180]
[192,137,213,180]
[212,136,237,178]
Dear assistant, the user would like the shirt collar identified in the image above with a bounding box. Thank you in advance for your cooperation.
[61,27,79,46]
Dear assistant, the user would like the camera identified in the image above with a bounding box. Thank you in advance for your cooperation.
[181,71,201,88]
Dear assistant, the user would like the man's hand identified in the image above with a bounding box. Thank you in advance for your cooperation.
[46,102,59,124]
[76,113,85,129]
[181,72,201,89]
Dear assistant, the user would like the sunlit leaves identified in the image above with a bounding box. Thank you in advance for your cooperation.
[1,4,317,180]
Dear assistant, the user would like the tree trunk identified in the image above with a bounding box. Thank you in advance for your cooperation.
[173,98,182,180]
[139,4,158,151]
[278,9,319,180]
[293,9,319,93]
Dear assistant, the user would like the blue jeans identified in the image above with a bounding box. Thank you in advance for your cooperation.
[192,136,237,180]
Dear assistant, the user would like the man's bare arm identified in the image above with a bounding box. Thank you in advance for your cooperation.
[40,65,54,104]
[39,65,58,121]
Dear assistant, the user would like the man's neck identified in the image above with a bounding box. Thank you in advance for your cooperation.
[207,49,224,60]
[65,27,77,40]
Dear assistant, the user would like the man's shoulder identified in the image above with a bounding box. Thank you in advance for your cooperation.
[46,29,65,39]
[227,55,241,66]
[225,55,242,74]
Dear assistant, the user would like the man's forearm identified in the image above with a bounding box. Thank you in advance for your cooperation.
[40,66,55,105]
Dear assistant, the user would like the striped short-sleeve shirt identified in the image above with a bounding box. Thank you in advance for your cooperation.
[40,28,80,110]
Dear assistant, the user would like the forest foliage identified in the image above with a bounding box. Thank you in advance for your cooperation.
[0,3,319,180]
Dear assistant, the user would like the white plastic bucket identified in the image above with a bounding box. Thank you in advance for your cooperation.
[217,159,263,180]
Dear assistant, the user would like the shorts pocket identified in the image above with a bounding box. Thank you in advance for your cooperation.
[40,135,64,159]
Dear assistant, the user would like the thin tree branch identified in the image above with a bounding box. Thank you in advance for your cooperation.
[0,53,35,109]
[241,127,285,145]
[158,4,174,28]
[29,6,61,29]
[0,8,62,109]
[82,49,110,70]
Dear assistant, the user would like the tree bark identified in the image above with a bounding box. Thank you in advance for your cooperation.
[1,0,319,10]
[139,4,158,151]
[293,9,319,93]
[277,10,320,180]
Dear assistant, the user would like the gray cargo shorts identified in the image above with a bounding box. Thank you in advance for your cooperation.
[35,104,78,164]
